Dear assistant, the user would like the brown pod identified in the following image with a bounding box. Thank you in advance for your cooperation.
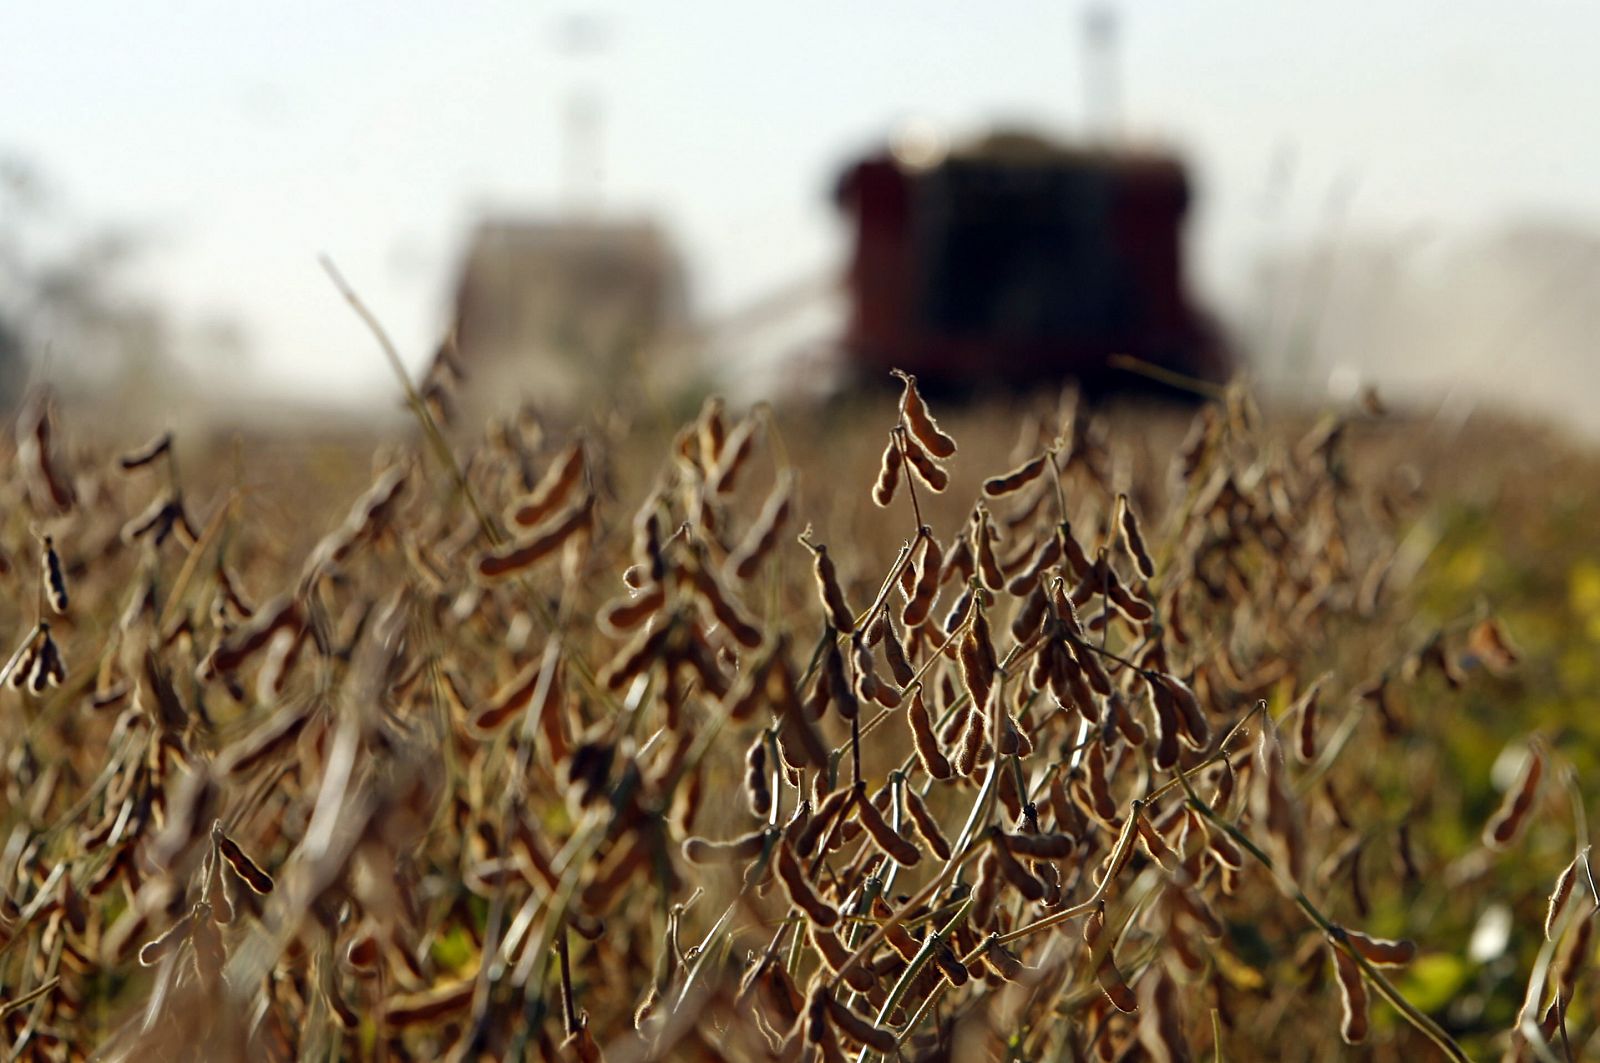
[1084,905,1137,1013]
[598,583,667,636]
[507,443,584,529]
[1329,938,1369,1044]
[710,414,758,495]
[810,924,876,992]
[599,623,671,692]
[137,909,195,967]
[796,788,855,858]
[902,433,950,492]
[1001,831,1076,860]
[907,690,954,781]
[685,564,764,649]
[902,532,943,628]
[872,432,902,508]
[895,370,958,458]
[1115,494,1156,580]
[855,786,922,867]
[974,514,1004,592]
[682,829,768,866]
[931,937,970,986]
[983,454,1047,498]
[728,472,795,581]
[956,700,987,777]
[1483,740,1544,850]
[801,532,856,632]
[1547,852,1583,940]
[470,654,561,736]
[988,838,1045,901]
[878,615,916,687]
[775,839,840,928]
[982,936,1027,981]
[382,980,476,1027]
[474,495,593,580]
[744,735,773,819]
[119,430,173,470]
[1343,928,1416,967]
[824,992,898,1054]
[903,787,952,861]
[1292,677,1326,764]
[41,537,68,614]
[214,824,275,894]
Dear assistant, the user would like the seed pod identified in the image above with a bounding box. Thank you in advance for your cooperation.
[722,477,795,582]
[119,430,174,470]
[1329,938,1369,1043]
[470,654,561,736]
[872,432,902,508]
[902,433,949,492]
[796,788,855,858]
[598,583,667,636]
[824,991,898,1053]
[1292,676,1326,764]
[1115,494,1155,580]
[902,787,951,861]
[599,622,671,692]
[973,513,1004,592]
[190,903,226,983]
[983,454,1046,498]
[1084,742,1118,823]
[1000,831,1075,860]
[709,415,758,495]
[855,786,922,866]
[214,824,274,894]
[41,537,68,614]
[988,838,1045,901]
[682,829,767,866]
[474,495,594,580]
[982,936,1027,981]
[382,980,476,1027]
[800,531,855,632]
[931,937,969,986]
[902,532,943,628]
[1084,905,1136,1013]
[683,564,763,649]
[956,700,987,777]
[507,443,584,528]
[138,909,195,967]
[1159,674,1210,750]
[878,615,916,686]
[895,370,957,458]
[1343,928,1416,967]
[907,690,953,781]
[744,735,772,819]
[810,924,875,992]
[1483,740,1545,851]
[1547,852,1584,940]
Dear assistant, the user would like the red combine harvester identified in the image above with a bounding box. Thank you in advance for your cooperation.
[833,131,1232,395]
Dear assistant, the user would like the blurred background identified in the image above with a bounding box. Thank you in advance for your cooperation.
[2,1,1597,432]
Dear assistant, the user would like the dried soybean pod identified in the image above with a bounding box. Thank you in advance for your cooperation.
[902,786,951,860]
[214,823,274,894]
[903,531,943,628]
[709,414,758,495]
[872,432,902,508]
[1292,676,1326,764]
[902,433,950,492]
[1115,494,1155,580]
[744,735,773,819]
[988,838,1045,901]
[1342,928,1417,967]
[983,936,1027,981]
[825,991,898,1054]
[810,924,876,992]
[776,839,840,928]
[931,937,969,986]
[1483,739,1545,850]
[597,583,666,636]
[974,512,1004,592]
[138,909,195,967]
[854,785,922,867]
[474,496,594,579]
[1084,905,1136,1013]
[728,472,795,581]
[42,536,68,614]
[682,829,768,866]
[895,370,957,458]
[983,454,1047,498]
[796,788,855,858]
[878,615,915,686]
[507,442,585,528]
[119,430,173,470]
[907,690,953,781]
[800,529,855,632]
[1547,852,1583,940]
[1329,938,1369,1043]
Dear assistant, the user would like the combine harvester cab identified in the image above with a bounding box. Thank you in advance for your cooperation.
[834,131,1232,397]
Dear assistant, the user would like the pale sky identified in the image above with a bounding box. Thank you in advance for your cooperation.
[3,1,1598,404]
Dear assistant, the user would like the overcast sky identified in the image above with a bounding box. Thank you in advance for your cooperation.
[3,1,1597,403]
